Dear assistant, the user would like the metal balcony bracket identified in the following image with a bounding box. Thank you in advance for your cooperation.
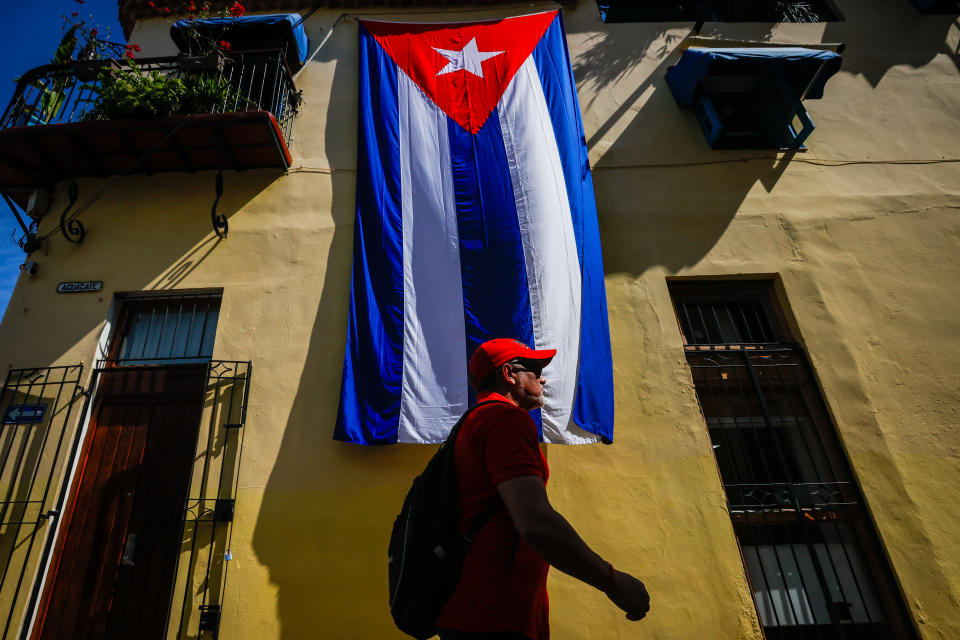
[59,180,85,245]
[1,191,41,254]
[211,169,227,239]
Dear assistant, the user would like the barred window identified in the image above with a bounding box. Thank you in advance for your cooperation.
[670,280,916,640]
[108,292,221,364]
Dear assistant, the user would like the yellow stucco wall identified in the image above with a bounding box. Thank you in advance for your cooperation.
[0,1,958,638]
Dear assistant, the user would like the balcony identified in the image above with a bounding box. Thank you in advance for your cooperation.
[0,50,300,205]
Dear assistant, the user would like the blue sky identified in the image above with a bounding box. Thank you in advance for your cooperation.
[0,0,125,320]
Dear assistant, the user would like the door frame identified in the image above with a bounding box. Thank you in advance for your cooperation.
[19,289,222,640]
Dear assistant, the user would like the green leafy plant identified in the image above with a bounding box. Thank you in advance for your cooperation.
[18,23,86,124]
[30,26,82,122]
[83,61,248,120]
[13,8,135,125]
[180,74,243,113]
[85,62,186,119]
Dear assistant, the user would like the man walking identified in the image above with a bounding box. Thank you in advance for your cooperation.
[436,339,650,640]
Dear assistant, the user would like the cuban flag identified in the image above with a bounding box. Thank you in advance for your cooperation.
[335,10,613,445]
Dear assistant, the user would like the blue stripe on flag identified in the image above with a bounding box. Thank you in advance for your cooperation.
[335,27,404,444]
[532,14,614,441]
[446,111,542,435]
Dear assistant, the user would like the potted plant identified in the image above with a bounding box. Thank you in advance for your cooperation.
[82,59,248,121]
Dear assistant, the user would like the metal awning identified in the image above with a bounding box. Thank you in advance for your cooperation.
[171,13,309,70]
[666,47,843,106]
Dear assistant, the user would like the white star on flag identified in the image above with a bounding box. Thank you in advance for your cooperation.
[433,38,505,78]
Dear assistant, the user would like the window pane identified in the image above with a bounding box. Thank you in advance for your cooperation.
[741,523,888,632]
[112,296,220,364]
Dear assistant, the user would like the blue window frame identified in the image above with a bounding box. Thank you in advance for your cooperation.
[666,47,843,150]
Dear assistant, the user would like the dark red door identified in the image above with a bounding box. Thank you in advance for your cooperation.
[34,366,205,640]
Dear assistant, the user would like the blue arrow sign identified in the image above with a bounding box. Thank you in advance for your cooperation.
[3,404,47,424]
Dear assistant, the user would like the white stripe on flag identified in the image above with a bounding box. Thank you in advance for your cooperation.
[398,71,469,444]
[499,57,598,444]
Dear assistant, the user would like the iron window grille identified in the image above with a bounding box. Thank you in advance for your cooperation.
[0,366,87,640]
[670,281,917,640]
[104,292,221,366]
[167,359,252,640]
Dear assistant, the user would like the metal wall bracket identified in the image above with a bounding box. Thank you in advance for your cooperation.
[59,180,85,244]
[211,169,227,238]
[2,191,41,254]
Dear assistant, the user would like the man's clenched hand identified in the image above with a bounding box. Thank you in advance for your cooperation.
[606,571,650,621]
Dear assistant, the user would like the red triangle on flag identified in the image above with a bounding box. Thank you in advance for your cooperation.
[362,12,558,134]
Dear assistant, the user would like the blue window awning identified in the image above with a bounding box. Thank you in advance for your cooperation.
[172,13,309,70]
[666,47,842,107]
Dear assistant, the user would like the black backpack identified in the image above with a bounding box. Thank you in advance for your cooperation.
[388,401,501,640]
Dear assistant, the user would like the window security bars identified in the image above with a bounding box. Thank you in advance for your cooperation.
[166,360,251,640]
[107,293,221,366]
[672,283,916,640]
[676,295,780,346]
[688,349,895,637]
[0,366,86,640]
[0,51,300,144]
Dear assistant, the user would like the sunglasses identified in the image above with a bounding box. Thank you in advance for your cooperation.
[507,360,545,378]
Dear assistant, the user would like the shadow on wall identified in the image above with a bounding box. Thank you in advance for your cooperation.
[245,14,793,638]
[247,16,431,639]
[822,2,960,85]
[564,2,959,277]
[569,19,793,277]
[0,169,280,371]
[246,3,960,637]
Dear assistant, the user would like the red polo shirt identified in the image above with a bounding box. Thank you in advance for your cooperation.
[436,392,550,640]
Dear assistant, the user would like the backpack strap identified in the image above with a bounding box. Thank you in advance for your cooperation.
[443,399,500,447]
[445,399,508,543]
[464,496,501,543]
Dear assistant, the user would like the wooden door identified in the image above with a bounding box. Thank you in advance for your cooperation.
[33,366,205,640]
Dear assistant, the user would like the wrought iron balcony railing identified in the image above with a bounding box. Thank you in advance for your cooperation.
[1,50,300,141]
[0,50,301,218]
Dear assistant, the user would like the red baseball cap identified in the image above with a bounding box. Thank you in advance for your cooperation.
[468,338,556,385]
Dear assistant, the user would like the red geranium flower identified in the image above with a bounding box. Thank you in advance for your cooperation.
[219,40,231,51]
[133,44,141,52]
[229,2,244,17]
